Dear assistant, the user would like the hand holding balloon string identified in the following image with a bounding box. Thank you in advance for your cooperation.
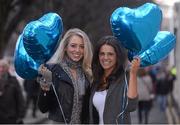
[110,3,176,67]
[129,57,141,75]
[37,64,52,91]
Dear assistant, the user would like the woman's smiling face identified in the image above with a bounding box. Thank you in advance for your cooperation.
[99,44,117,74]
[66,35,84,62]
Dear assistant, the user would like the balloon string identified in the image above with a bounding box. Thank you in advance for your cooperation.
[52,84,67,124]
[44,64,67,124]
[116,68,129,124]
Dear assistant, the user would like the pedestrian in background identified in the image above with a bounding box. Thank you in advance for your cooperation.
[24,79,40,118]
[137,68,154,124]
[0,59,26,123]
[156,69,169,112]
[167,67,176,107]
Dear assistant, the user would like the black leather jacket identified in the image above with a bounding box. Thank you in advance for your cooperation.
[38,64,90,123]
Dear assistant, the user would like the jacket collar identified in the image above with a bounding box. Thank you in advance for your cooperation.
[50,64,73,84]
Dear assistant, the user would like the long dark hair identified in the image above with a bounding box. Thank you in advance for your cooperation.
[92,36,127,89]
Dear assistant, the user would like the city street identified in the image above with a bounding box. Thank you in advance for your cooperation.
[23,107,48,124]
[1,0,180,124]
[23,99,176,124]
[131,99,167,124]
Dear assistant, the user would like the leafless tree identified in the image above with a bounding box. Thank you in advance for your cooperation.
[0,0,153,58]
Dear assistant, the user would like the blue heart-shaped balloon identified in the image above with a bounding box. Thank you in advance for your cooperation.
[139,31,176,67]
[23,12,63,64]
[128,32,176,66]
[110,3,162,53]
[14,13,63,79]
[14,35,40,79]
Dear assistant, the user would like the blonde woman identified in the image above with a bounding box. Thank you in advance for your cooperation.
[37,28,93,124]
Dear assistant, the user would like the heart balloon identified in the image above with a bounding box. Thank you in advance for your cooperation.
[137,31,176,67]
[14,13,63,79]
[110,3,162,53]
[14,35,40,79]
[23,12,63,64]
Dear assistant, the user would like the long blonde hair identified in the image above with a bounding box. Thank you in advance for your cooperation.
[48,28,93,80]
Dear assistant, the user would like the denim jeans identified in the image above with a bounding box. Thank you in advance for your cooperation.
[157,95,167,112]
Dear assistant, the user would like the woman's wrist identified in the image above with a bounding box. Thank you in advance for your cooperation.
[41,89,50,96]
[129,70,137,76]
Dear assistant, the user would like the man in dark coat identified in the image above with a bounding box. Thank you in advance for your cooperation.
[24,79,40,118]
[0,59,26,123]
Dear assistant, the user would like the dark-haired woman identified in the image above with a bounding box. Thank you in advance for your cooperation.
[89,36,140,124]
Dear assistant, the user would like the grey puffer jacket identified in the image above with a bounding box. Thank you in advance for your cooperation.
[89,74,138,124]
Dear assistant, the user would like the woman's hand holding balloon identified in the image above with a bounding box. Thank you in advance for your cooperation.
[127,57,141,98]
[110,3,176,67]
[129,57,141,75]
[37,64,52,91]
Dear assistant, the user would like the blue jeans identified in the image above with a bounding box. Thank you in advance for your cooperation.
[157,95,167,112]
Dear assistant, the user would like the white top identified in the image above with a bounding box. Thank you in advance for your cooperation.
[93,90,107,124]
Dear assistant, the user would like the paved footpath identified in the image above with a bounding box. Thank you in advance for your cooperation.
[131,99,168,124]
[24,98,178,124]
[23,108,48,124]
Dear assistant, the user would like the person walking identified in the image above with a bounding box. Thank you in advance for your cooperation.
[156,69,170,112]
[0,59,26,123]
[137,68,154,124]
[24,79,40,118]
